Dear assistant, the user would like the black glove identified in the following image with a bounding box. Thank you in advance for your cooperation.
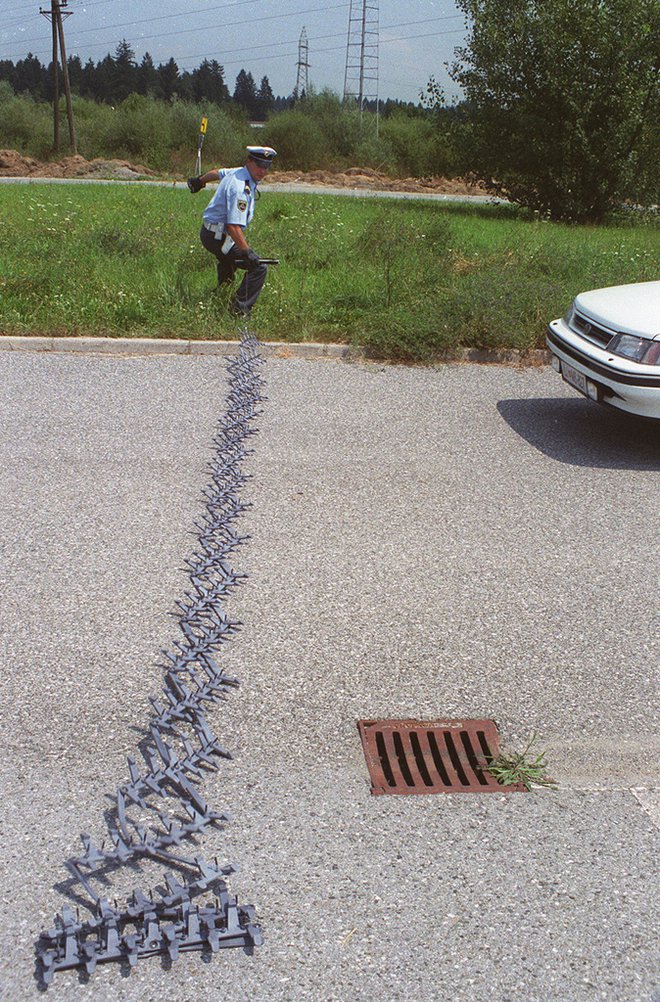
[187,176,205,193]
[241,247,261,272]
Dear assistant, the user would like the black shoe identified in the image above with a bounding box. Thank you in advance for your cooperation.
[228,301,249,318]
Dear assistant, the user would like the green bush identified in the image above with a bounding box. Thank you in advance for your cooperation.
[96,93,174,165]
[298,90,363,162]
[261,110,325,170]
[0,91,256,172]
[379,112,455,177]
[0,94,52,157]
[191,105,251,168]
[72,97,115,160]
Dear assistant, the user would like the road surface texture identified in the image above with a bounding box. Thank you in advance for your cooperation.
[0,176,501,206]
[0,348,657,1002]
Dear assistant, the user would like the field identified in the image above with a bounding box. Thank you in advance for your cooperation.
[0,183,657,360]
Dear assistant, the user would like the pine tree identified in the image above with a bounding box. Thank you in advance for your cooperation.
[192,59,229,104]
[12,53,47,98]
[157,58,180,101]
[67,55,83,95]
[137,53,158,97]
[0,60,14,91]
[91,54,115,102]
[255,75,274,119]
[233,69,257,116]
[113,39,136,103]
[79,58,96,99]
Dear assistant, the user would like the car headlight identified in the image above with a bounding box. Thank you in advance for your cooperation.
[608,334,660,365]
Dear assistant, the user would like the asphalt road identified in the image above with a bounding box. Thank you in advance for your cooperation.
[0,349,657,1001]
[0,176,501,205]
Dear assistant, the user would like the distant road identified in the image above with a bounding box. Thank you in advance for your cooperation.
[0,175,503,204]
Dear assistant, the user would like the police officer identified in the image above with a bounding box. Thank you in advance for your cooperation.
[188,145,277,317]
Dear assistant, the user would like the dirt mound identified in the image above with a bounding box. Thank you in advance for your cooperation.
[265,167,487,196]
[0,149,154,179]
[0,149,483,194]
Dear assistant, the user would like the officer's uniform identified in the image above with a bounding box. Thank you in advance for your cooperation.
[198,152,273,316]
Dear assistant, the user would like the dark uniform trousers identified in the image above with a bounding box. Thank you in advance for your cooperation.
[200,225,267,316]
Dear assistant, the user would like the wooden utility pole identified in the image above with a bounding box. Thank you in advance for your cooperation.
[55,2,76,152]
[40,0,77,153]
[50,1,59,150]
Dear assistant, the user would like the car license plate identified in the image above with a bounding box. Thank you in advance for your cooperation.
[561,361,588,395]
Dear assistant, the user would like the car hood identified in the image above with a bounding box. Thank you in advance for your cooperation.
[575,281,660,339]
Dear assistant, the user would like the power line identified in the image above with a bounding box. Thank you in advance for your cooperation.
[2,13,463,68]
[0,2,350,57]
[175,27,466,74]
[1,0,263,38]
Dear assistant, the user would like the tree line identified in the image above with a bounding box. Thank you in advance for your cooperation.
[0,40,284,118]
[0,39,418,121]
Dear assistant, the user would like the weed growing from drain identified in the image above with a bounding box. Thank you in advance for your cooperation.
[486,733,557,791]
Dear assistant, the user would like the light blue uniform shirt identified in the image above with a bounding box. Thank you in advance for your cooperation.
[202,166,257,233]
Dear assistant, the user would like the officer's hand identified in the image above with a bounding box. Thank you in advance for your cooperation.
[187,176,205,193]
[242,247,261,272]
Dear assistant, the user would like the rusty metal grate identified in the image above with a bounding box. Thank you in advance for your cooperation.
[357,719,527,795]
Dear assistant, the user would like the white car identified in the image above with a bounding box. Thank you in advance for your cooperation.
[546,281,660,420]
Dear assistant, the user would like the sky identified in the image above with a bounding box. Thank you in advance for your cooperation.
[0,0,467,103]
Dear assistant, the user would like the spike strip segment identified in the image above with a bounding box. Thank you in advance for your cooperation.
[36,331,266,985]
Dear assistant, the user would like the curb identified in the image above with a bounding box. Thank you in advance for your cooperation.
[0,335,550,367]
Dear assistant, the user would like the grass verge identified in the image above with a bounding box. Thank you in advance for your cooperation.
[0,184,657,361]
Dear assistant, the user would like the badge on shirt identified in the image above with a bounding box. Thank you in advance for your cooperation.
[237,199,247,211]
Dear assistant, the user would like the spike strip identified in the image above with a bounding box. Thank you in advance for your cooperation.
[36,331,266,985]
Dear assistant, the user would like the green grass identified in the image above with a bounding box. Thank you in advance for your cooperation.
[0,184,657,360]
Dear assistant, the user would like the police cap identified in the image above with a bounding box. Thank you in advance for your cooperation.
[246,146,277,168]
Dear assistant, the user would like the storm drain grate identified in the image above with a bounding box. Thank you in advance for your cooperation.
[357,719,527,795]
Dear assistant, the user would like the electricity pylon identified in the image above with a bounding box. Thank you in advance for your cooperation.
[343,0,379,129]
[293,26,310,100]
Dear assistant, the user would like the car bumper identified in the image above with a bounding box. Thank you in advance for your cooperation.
[546,320,660,420]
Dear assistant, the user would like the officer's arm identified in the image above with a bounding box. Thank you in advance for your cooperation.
[201,169,221,184]
[187,168,222,193]
[225,224,249,252]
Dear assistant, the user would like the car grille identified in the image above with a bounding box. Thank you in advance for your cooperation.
[572,311,615,348]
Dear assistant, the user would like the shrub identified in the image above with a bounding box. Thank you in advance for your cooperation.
[299,90,363,162]
[0,94,52,157]
[98,93,174,162]
[379,112,455,177]
[261,110,325,170]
